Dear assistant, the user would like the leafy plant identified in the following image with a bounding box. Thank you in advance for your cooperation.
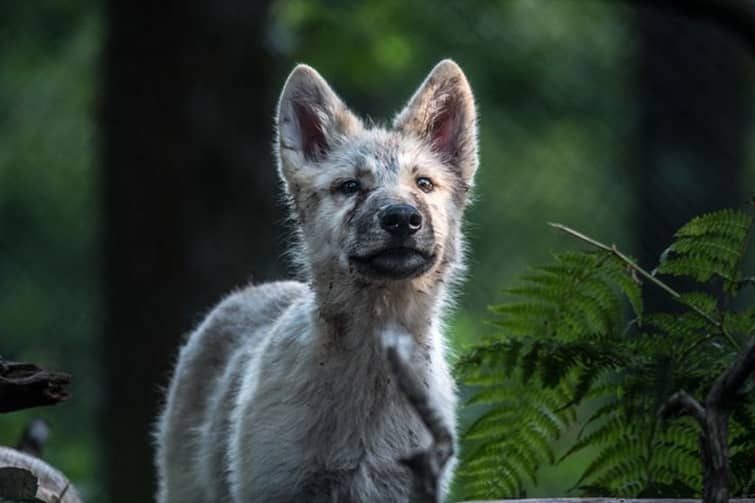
[455,208,755,500]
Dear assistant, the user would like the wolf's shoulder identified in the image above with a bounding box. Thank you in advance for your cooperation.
[179,280,310,367]
[207,280,310,329]
[229,280,310,308]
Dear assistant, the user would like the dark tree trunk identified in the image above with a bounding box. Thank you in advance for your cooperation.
[632,5,752,305]
[700,413,730,503]
[632,6,753,499]
[102,1,280,500]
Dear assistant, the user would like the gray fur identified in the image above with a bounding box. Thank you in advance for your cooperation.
[155,60,478,502]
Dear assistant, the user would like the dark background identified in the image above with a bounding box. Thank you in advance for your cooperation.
[1,0,753,500]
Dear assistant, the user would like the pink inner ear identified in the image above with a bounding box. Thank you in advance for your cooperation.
[294,102,328,161]
[430,98,461,158]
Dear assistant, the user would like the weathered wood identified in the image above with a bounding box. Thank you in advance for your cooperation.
[0,361,71,414]
[0,467,40,502]
[0,447,82,503]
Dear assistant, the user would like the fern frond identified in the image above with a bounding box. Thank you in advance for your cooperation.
[458,376,577,499]
[571,422,643,488]
[673,209,751,240]
[563,413,625,461]
[456,208,754,499]
[656,209,752,284]
[724,304,755,338]
[678,291,718,317]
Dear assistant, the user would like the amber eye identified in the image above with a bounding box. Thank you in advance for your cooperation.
[416,177,434,193]
[339,180,361,195]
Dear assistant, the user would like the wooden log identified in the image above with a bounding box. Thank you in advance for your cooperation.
[0,447,82,503]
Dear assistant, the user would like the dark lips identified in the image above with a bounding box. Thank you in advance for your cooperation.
[350,247,436,280]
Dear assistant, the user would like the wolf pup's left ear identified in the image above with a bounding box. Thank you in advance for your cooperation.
[276,64,362,182]
[394,59,478,184]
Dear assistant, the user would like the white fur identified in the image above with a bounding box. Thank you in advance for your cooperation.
[155,60,477,502]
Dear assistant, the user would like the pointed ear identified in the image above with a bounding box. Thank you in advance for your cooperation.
[394,59,478,183]
[276,64,362,180]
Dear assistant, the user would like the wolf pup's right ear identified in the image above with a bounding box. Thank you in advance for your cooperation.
[276,65,362,183]
[394,59,478,185]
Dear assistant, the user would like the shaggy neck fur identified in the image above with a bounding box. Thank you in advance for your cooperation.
[308,229,464,351]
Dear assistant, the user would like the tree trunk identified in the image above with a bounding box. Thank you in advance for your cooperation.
[700,413,729,503]
[102,0,279,500]
[632,5,752,304]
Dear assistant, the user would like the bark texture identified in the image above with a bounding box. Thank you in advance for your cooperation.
[103,0,280,499]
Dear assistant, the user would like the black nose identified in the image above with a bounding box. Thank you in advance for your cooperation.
[379,204,422,237]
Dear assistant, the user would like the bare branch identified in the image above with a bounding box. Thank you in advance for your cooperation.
[0,360,71,414]
[384,330,454,503]
[707,336,755,410]
[658,390,706,427]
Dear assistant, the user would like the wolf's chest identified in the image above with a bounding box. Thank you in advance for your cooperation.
[293,461,413,502]
[283,369,425,501]
[294,361,428,461]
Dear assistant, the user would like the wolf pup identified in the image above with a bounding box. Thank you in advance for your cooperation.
[155,59,478,502]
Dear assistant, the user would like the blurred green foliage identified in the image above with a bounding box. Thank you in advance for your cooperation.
[0,0,753,500]
[0,0,102,498]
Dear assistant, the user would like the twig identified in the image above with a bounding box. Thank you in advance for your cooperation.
[548,222,742,351]
[0,360,71,413]
[384,330,454,503]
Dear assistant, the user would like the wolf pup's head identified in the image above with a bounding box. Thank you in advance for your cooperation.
[276,60,477,287]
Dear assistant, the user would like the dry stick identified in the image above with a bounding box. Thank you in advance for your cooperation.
[0,360,71,414]
[385,332,454,503]
[548,222,742,351]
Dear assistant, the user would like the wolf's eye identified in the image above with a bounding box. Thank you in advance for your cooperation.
[339,180,361,195]
[416,177,434,193]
